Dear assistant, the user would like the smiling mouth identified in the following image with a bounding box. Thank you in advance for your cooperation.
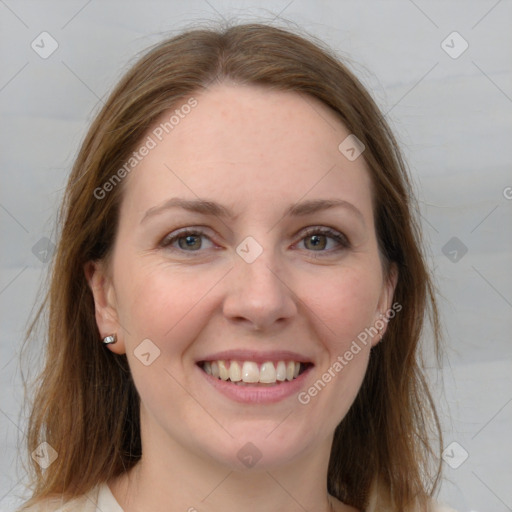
[198,360,312,386]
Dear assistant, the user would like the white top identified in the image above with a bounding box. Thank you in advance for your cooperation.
[21,482,457,511]
[20,483,123,512]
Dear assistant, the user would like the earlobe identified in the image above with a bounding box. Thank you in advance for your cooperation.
[84,260,126,354]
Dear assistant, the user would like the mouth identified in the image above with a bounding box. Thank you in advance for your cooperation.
[197,359,313,386]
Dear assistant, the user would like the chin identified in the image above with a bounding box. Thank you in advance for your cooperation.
[195,421,323,472]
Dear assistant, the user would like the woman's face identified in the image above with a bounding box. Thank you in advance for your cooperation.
[89,83,396,471]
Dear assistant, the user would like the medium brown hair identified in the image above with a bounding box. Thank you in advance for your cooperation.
[19,22,442,511]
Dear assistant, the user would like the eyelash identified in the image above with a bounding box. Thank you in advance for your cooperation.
[159,226,350,256]
[300,227,350,253]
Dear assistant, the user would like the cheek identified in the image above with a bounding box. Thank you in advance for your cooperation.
[296,266,378,422]
[114,260,222,351]
[302,264,382,350]
[113,263,224,413]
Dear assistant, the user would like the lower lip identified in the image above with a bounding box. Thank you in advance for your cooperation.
[197,364,313,404]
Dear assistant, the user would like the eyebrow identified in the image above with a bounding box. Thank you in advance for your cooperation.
[140,197,365,225]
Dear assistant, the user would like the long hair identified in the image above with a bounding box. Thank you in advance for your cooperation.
[19,22,442,511]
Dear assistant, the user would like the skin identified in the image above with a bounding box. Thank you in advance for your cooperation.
[86,83,397,512]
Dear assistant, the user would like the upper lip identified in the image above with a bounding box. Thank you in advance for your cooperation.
[196,349,314,365]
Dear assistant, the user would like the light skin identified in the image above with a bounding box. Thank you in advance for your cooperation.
[86,83,397,512]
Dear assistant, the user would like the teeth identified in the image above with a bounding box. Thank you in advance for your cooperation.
[229,361,242,382]
[201,360,306,384]
[242,361,259,383]
[276,361,287,381]
[259,361,277,383]
[286,361,295,381]
[218,360,229,381]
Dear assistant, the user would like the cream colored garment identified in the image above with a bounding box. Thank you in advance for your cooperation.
[18,483,123,512]
[20,482,456,512]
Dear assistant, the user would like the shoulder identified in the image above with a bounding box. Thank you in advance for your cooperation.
[432,504,458,512]
[17,484,102,512]
[329,496,457,512]
[354,494,458,512]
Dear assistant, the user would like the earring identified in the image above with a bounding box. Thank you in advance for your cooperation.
[103,334,117,345]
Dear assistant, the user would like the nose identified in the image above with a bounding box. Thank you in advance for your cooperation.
[222,247,297,332]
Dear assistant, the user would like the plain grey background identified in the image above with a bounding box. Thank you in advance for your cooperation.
[1,1,511,511]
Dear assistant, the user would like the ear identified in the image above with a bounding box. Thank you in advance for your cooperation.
[84,260,126,354]
[371,262,399,347]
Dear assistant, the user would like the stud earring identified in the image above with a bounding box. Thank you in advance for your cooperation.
[102,334,117,345]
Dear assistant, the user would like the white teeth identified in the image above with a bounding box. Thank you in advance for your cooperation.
[202,360,306,384]
[286,361,295,381]
[276,361,287,381]
[229,361,242,382]
[259,361,277,383]
[242,361,260,383]
[218,360,229,381]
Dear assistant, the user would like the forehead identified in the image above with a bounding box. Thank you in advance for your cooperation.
[119,83,374,222]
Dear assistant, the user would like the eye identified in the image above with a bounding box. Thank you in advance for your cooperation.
[160,229,215,252]
[159,226,350,255]
[297,227,350,253]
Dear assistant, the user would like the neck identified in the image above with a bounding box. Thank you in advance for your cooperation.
[108,410,353,512]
